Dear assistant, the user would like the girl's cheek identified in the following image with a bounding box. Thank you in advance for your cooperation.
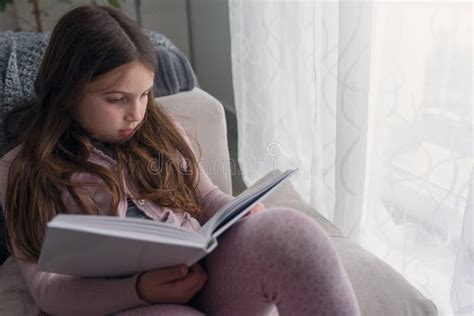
[100,107,123,121]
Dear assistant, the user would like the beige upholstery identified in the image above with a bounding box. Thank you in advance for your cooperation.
[157,88,233,195]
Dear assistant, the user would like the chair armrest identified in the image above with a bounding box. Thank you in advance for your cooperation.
[156,88,233,195]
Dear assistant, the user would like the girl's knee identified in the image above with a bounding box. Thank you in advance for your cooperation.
[257,206,327,235]
[264,206,304,219]
[248,206,332,250]
[249,206,299,224]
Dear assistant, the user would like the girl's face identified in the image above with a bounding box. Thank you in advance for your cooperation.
[74,61,154,143]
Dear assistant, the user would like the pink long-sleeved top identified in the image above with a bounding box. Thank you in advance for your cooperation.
[0,122,234,315]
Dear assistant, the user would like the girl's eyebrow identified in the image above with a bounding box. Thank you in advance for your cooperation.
[102,85,154,95]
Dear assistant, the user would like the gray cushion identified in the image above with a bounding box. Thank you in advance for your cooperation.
[333,238,437,315]
[254,169,438,315]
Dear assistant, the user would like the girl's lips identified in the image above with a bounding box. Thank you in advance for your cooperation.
[119,128,134,136]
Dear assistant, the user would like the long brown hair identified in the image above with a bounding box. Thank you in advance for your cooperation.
[3,4,202,261]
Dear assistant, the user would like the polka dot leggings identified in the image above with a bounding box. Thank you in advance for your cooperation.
[116,207,360,316]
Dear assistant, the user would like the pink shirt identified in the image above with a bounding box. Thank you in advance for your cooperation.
[0,122,234,315]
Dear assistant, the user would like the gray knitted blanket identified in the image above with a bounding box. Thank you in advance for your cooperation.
[0,30,197,155]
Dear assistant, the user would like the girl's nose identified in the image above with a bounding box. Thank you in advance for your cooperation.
[125,100,142,122]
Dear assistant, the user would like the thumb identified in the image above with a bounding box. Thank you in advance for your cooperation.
[150,265,189,284]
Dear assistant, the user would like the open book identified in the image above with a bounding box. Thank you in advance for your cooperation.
[37,169,297,277]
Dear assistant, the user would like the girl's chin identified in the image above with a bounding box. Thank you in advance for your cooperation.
[90,130,136,144]
[117,132,137,144]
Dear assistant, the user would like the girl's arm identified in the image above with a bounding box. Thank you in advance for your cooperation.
[196,163,235,224]
[15,259,149,315]
[1,149,149,315]
[2,221,150,316]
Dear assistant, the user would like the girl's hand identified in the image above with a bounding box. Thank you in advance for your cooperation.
[244,202,266,217]
[136,263,207,304]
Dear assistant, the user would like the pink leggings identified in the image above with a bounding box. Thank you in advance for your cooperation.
[116,207,360,316]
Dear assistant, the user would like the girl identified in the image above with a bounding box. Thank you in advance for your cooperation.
[0,4,360,316]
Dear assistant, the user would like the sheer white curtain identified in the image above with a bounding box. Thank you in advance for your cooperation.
[229,1,473,315]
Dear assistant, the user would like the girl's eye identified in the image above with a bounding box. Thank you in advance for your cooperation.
[109,97,125,104]
[141,93,148,98]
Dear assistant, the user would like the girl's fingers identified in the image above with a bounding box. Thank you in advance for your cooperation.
[167,263,206,292]
[245,202,266,217]
[150,264,189,285]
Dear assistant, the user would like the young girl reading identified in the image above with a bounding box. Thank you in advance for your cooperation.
[0,4,360,316]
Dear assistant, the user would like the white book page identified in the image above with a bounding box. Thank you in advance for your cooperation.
[199,169,297,238]
[50,215,205,243]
